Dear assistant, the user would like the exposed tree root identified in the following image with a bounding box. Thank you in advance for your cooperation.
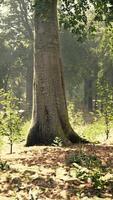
[25,124,89,147]
[68,132,89,144]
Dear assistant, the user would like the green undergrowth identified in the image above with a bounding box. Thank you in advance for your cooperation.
[1,106,113,151]
[68,102,113,143]
[21,120,31,138]
[66,151,113,199]
[83,119,107,142]
[0,160,10,171]
[15,113,113,145]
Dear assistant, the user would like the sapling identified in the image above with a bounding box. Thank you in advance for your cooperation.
[0,89,22,153]
[96,78,113,140]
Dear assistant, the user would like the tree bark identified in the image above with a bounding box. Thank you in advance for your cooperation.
[26,49,33,118]
[84,78,93,112]
[26,0,88,146]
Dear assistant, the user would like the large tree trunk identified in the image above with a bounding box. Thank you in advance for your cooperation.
[26,0,87,146]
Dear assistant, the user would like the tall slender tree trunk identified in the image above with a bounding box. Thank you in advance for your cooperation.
[26,0,87,146]
[26,51,33,118]
[84,78,93,112]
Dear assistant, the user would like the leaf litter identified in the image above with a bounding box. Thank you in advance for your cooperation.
[0,144,113,199]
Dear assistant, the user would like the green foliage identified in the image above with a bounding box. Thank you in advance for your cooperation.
[0,161,10,171]
[68,102,103,141]
[0,0,33,114]
[52,137,63,147]
[77,169,105,190]
[66,152,107,194]
[68,102,84,126]
[66,152,102,169]
[96,77,113,139]
[59,0,89,40]
[0,89,22,153]
[99,27,113,60]
[59,0,113,40]
[91,171,104,190]
[83,118,106,142]
[21,120,31,137]
[91,26,113,140]
[0,137,3,150]
[33,0,52,17]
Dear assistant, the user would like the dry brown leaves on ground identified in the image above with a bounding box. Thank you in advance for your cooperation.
[0,144,113,200]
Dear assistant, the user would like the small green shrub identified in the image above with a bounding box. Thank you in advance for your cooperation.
[66,152,106,193]
[96,77,113,139]
[77,169,105,190]
[0,89,23,153]
[91,171,105,190]
[0,161,10,171]
[52,137,63,147]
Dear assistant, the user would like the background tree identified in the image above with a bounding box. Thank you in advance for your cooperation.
[0,0,33,116]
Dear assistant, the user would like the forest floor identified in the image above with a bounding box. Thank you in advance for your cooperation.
[0,144,113,200]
